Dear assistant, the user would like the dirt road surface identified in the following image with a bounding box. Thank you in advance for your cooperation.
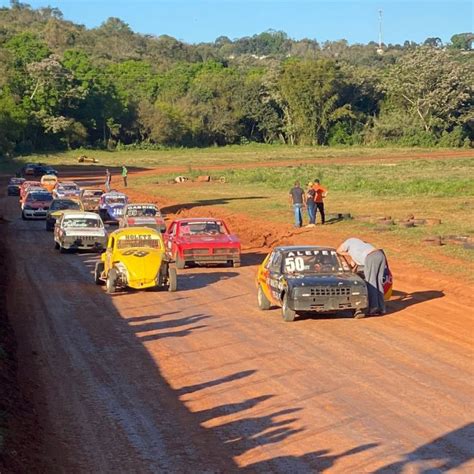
[1,190,473,472]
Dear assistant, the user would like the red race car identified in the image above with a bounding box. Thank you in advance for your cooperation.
[119,203,166,232]
[165,218,241,269]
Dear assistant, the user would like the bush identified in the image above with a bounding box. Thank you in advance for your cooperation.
[437,126,466,147]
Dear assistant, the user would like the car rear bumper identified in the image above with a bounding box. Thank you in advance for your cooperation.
[183,254,240,264]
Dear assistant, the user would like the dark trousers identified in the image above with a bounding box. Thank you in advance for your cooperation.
[315,202,325,224]
[364,250,386,313]
[123,176,128,187]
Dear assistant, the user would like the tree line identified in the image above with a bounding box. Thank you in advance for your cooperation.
[0,1,472,156]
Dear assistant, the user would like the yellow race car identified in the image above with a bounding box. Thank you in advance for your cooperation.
[94,227,177,293]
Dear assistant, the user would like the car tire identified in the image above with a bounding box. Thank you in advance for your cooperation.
[106,268,118,294]
[168,267,177,292]
[281,293,296,322]
[46,222,53,231]
[59,243,67,254]
[257,285,271,310]
[54,240,59,250]
[233,260,241,268]
[175,254,185,270]
[94,262,105,285]
[21,211,26,220]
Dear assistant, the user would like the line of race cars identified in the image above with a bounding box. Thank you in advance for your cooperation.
[7,172,392,322]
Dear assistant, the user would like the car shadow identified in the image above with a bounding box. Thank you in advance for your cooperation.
[179,271,239,291]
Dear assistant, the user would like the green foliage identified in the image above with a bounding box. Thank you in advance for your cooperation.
[0,3,472,157]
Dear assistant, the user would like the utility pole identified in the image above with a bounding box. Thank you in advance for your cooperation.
[377,9,384,55]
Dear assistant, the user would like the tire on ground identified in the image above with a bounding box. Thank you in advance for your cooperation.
[168,267,177,292]
[175,254,185,270]
[257,285,271,310]
[281,293,296,322]
[106,268,118,294]
[94,261,105,285]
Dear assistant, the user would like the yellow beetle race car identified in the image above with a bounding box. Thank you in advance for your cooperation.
[94,227,177,294]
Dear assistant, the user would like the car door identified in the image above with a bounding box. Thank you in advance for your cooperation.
[105,236,115,272]
[165,222,177,254]
[267,251,284,304]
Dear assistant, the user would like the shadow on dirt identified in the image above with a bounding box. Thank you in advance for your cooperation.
[179,271,239,291]
[373,423,474,473]
[161,196,267,214]
[387,289,445,314]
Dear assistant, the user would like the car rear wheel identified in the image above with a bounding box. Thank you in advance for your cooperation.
[282,293,296,322]
[257,285,271,310]
[168,267,177,292]
[94,262,105,285]
[106,268,118,294]
[175,254,185,270]
[233,260,241,268]
[54,240,59,250]
[59,243,67,253]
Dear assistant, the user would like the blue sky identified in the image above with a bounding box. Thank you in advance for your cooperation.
[1,0,472,44]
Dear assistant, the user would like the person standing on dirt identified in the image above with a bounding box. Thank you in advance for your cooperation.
[122,165,128,187]
[306,182,316,227]
[105,168,111,192]
[289,181,305,228]
[312,179,327,225]
[337,238,388,316]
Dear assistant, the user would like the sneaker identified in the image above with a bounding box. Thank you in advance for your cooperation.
[354,310,365,319]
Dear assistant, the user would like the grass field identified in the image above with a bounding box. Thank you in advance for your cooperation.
[1,144,471,173]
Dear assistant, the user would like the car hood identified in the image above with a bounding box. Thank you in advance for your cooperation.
[286,273,364,287]
[178,234,240,245]
[25,200,52,209]
[116,249,162,282]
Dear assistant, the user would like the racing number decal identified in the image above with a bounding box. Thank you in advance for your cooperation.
[285,256,304,273]
[123,250,149,257]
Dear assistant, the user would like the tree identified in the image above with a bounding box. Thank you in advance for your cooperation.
[278,59,353,145]
[382,48,473,134]
[449,33,473,50]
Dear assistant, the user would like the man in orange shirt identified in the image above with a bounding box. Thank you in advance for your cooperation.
[312,179,327,225]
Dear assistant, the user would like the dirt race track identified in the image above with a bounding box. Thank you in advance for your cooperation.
[1,180,474,472]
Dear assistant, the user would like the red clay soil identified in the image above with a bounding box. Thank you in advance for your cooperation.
[1,161,474,472]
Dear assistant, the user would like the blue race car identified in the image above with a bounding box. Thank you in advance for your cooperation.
[98,191,128,223]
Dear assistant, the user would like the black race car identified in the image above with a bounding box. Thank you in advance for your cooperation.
[256,246,368,321]
[21,163,58,177]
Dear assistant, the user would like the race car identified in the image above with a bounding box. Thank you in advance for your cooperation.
[53,181,81,199]
[119,203,166,232]
[256,246,368,322]
[21,163,58,177]
[94,227,177,293]
[165,218,241,269]
[40,174,58,193]
[46,198,84,231]
[98,191,128,223]
[80,188,103,212]
[54,211,107,253]
[19,180,41,203]
[7,177,25,196]
[21,189,53,220]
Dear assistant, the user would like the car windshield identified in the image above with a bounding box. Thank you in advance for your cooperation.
[127,206,158,217]
[282,249,348,274]
[180,221,226,235]
[51,200,81,211]
[117,234,161,249]
[62,185,78,191]
[63,218,101,228]
[105,196,126,205]
[28,193,52,202]
[84,191,102,198]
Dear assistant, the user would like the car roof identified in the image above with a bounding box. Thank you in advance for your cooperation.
[103,191,127,196]
[274,245,337,253]
[62,211,100,219]
[109,227,162,238]
[174,217,221,223]
[125,203,157,207]
[58,181,78,186]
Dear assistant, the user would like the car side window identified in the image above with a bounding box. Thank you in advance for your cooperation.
[170,223,177,236]
[268,252,282,272]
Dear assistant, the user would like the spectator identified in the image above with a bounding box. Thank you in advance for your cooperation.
[337,238,389,316]
[312,179,327,225]
[122,165,128,187]
[306,182,316,227]
[105,169,111,192]
[289,181,305,228]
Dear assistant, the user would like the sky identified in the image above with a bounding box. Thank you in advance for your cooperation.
[0,0,472,45]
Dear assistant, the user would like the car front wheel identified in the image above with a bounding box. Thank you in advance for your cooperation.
[282,293,296,322]
[175,254,185,270]
[94,262,105,285]
[168,267,177,292]
[257,285,271,310]
[106,268,118,294]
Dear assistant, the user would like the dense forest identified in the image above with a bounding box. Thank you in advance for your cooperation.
[0,1,472,156]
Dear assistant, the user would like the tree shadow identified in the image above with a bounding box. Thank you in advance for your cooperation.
[374,423,474,473]
[242,443,379,472]
[387,289,445,314]
[161,196,267,214]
